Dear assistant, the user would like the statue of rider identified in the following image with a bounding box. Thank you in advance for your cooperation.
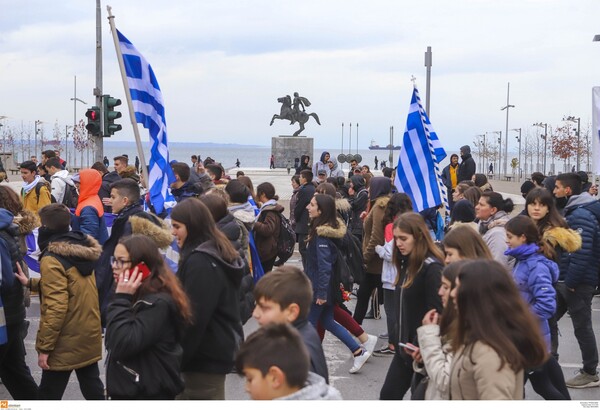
[291,92,310,125]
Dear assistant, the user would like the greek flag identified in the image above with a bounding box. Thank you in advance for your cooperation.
[394,86,448,212]
[117,30,175,214]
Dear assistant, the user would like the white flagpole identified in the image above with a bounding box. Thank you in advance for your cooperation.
[592,87,600,185]
[106,6,149,189]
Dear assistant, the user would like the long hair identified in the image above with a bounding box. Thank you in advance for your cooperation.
[438,261,466,338]
[442,225,493,260]
[119,235,193,324]
[525,188,568,234]
[392,212,444,288]
[451,260,547,372]
[237,176,258,204]
[307,194,339,242]
[480,192,514,214]
[462,186,482,208]
[382,193,413,227]
[170,198,239,263]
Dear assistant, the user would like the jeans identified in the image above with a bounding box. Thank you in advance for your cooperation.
[316,304,363,340]
[353,273,382,325]
[177,372,225,400]
[0,323,38,399]
[549,282,598,375]
[308,303,360,354]
[38,362,104,400]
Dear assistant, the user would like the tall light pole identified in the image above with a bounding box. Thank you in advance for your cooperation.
[70,75,87,170]
[533,123,548,174]
[564,116,581,171]
[476,134,485,171]
[500,82,515,178]
[0,116,6,167]
[424,46,432,117]
[512,128,522,181]
[356,123,359,155]
[491,131,501,177]
[34,120,42,159]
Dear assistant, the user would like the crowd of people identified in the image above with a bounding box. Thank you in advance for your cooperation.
[0,146,597,401]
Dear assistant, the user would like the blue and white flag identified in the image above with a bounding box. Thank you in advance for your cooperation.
[394,86,448,212]
[117,30,175,214]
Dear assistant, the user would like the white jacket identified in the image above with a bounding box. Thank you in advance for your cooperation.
[414,324,453,400]
[50,170,75,204]
[375,239,397,290]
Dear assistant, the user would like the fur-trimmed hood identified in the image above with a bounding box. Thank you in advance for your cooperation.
[335,197,351,213]
[14,209,40,236]
[47,232,102,277]
[543,226,582,253]
[130,214,172,249]
[119,166,140,183]
[315,218,347,239]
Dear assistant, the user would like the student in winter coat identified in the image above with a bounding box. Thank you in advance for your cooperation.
[289,175,301,231]
[294,170,316,270]
[0,208,38,399]
[16,204,104,400]
[326,157,345,178]
[91,161,121,213]
[476,191,514,268]
[504,216,570,400]
[295,155,311,175]
[448,260,548,400]
[354,176,391,324]
[379,212,444,400]
[457,145,476,183]
[348,175,368,242]
[105,235,193,400]
[305,194,372,374]
[254,182,284,273]
[95,179,172,326]
[171,198,245,400]
[312,151,330,177]
[19,160,51,214]
[72,168,109,245]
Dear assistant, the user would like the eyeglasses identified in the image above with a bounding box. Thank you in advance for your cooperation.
[110,256,131,268]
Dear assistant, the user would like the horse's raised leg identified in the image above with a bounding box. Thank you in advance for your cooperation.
[293,122,305,137]
[270,114,279,126]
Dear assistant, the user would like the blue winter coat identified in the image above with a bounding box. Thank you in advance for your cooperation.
[305,221,346,303]
[560,193,600,289]
[505,243,558,349]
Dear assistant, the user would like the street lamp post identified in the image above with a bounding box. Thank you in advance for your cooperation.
[70,75,87,171]
[34,120,42,160]
[491,131,501,177]
[476,134,485,171]
[501,82,515,178]
[564,116,581,171]
[512,128,522,181]
[533,123,548,174]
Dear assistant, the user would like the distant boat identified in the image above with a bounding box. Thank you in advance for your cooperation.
[368,139,400,150]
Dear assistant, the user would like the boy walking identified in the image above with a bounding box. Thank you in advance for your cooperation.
[16,204,104,399]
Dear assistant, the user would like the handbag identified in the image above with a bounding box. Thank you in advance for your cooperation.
[410,373,429,400]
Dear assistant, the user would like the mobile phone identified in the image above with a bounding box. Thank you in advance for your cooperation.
[398,342,417,351]
[135,262,152,281]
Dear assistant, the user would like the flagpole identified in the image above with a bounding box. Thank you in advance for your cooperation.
[106,6,149,189]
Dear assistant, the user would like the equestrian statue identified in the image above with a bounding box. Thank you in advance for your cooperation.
[270,92,321,137]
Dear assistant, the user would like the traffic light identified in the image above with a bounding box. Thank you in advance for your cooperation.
[85,106,102,136]
[103,94,122,136]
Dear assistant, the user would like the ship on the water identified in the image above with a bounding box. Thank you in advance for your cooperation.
[368,139,401,150]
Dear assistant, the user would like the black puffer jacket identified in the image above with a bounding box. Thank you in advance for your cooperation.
[177,240,245,374]
[0,212,25,326]
[106,292,185,399]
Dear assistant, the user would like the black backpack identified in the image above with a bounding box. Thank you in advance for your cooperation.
[339,230,365,285]
[51,177,79,209]
[273,213,296,266]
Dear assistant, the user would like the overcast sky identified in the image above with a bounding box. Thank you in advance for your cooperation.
[1,0,599,151]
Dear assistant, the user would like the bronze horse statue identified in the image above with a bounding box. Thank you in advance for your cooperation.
[270,95,321,137]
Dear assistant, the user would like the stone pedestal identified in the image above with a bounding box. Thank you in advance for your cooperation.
[271,136,313,169]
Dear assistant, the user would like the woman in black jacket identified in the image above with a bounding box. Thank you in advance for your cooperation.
[171,198,245,400]
[379,212,445,400]
[105,235,192,400]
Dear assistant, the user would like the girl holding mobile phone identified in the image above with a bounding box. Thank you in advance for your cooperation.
[379,212,444,400]
[105,235,192,400]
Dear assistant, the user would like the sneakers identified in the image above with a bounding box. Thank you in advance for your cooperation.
[349,349,372,374]
[566,369,600,389]
[379,332,389,339]
[373,346,395,357]
[363,334,378,354]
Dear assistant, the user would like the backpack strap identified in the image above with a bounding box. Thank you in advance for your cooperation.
[35,181,48,204]
[44,252,74,272]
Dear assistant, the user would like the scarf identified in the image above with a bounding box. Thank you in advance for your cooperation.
[478,211,509,236]
[256,199,277,221]
[22,175,42,194]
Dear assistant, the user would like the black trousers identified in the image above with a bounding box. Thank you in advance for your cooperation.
[0,323,38,399]
[297,233,308,271]
[525,356,570,400]
[39,362,105,400]
[380,352,413,400]
[353,273,382,325]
